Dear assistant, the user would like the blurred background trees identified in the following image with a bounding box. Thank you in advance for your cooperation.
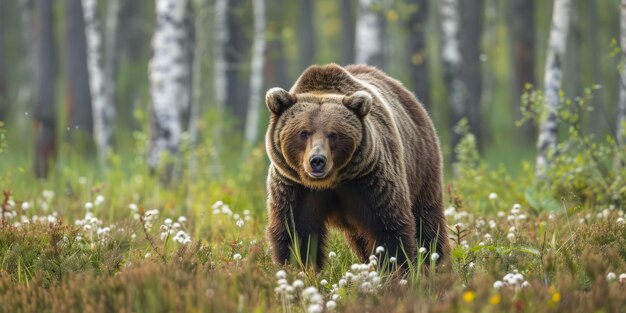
[0,0,624,181]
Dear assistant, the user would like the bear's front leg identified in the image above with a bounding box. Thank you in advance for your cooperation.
[266,169,329,270]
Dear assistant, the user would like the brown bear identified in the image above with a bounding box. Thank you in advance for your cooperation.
[265,63,448,270]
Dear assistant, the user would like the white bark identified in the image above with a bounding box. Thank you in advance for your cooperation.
[244,0,266,144]
[147,0,190,169]
[83,0,114,160]
[617,0,626,147]
[355,0,384,67]
[536,0,571,179]
[214,0,228,110]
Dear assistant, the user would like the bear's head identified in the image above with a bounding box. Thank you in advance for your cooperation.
[266,87,372,189]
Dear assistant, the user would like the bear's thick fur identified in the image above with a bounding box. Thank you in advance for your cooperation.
[265,63,448,269]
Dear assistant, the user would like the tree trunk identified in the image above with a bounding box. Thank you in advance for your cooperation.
[406,0,430,111]
[355,0,385,68]
[536,0,571,180]
[17,0,36,127]
[147,0,192,178]
[34,0,56,178]
[459,0,484,150]
[0,15,6,122]
[83,0,115,161]
[508,0,536,143]
[440,0,467,164]
[213,0,248,129]
[299,0,316,70]
[65,0,93,142]
[103,0,120,124]
[244,0,266,145]
[617,0,626,148]
[265,0,289,88]
[340,0,356,65]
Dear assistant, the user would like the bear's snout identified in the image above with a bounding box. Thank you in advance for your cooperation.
[309,155,327,173]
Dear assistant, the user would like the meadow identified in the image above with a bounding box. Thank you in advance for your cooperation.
[1,93,625,313]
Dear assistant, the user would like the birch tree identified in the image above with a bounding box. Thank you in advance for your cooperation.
[34,0,56,178]
[147,0,192,175]
[617,0,626,148]
[536,0,571,180]
[244,0,266,144]
[65,0,93,140]
[440,0,468,164]
[355,0,385,68]
[406,0,430,111]
[83,0,115,160]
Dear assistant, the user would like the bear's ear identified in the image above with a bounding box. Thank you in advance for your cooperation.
[266,88,296,115]
[342,91,372,118]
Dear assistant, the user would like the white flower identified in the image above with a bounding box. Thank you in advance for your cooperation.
[233,253,242,261]
[236,219,244,228]
[145,252,151,258]
[42,190,54,201]
[619,273,626,283]
[85,202,94,210]
[399,279,408,286]
[178,216,187,223]
[328,251,337,258]
[275,270,287,279]
[430,252,440,262]
[521,281,530,288]
[292,279,305,289]
[94,195,104,206]
[607,272,617,282]
[375,246,385,254]
[307,304,323,313]
[468,262,475,269]
[129,203,138,212]
[326,300,337,311]
[389,257,397,263]
[164,218,172,225]
[507,232,515,241]
[418,247,427,254]
[21,202,30,210]
[276,279,288,286]
[338,279,347,287]
[512,203,521,213]
[493,280,504,289]
[617,217,625,224]
[173,230,191,244]
[320,279,328,286]
[488,192,498,200]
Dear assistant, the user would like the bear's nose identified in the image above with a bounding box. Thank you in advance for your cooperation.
[309,155,326,171]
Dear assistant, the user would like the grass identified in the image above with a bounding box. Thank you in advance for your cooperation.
[1,116,626,313]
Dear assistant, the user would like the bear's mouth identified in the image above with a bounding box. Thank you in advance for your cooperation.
[307,170,327,179]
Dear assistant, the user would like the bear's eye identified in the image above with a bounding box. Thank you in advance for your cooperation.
[328,133,338,142]
[299,131,309,140]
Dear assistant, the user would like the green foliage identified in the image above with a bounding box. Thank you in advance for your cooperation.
[0,121,7,154]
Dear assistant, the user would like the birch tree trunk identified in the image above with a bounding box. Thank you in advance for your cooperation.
[244,0,266,144]
[65,0,93,142]
[508,0,536,143]
[83,0,115,161]
[355,0,385,68]
[440,0,468,164]
[617,0,626,148]
[147,0,191,176]
[214,0,227,113]
[340,0,356,65]
[406,0,430,111]
[34,0,56,178]
[536,0,571,180]
[298,0,316,70]
[103,0,120,120]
